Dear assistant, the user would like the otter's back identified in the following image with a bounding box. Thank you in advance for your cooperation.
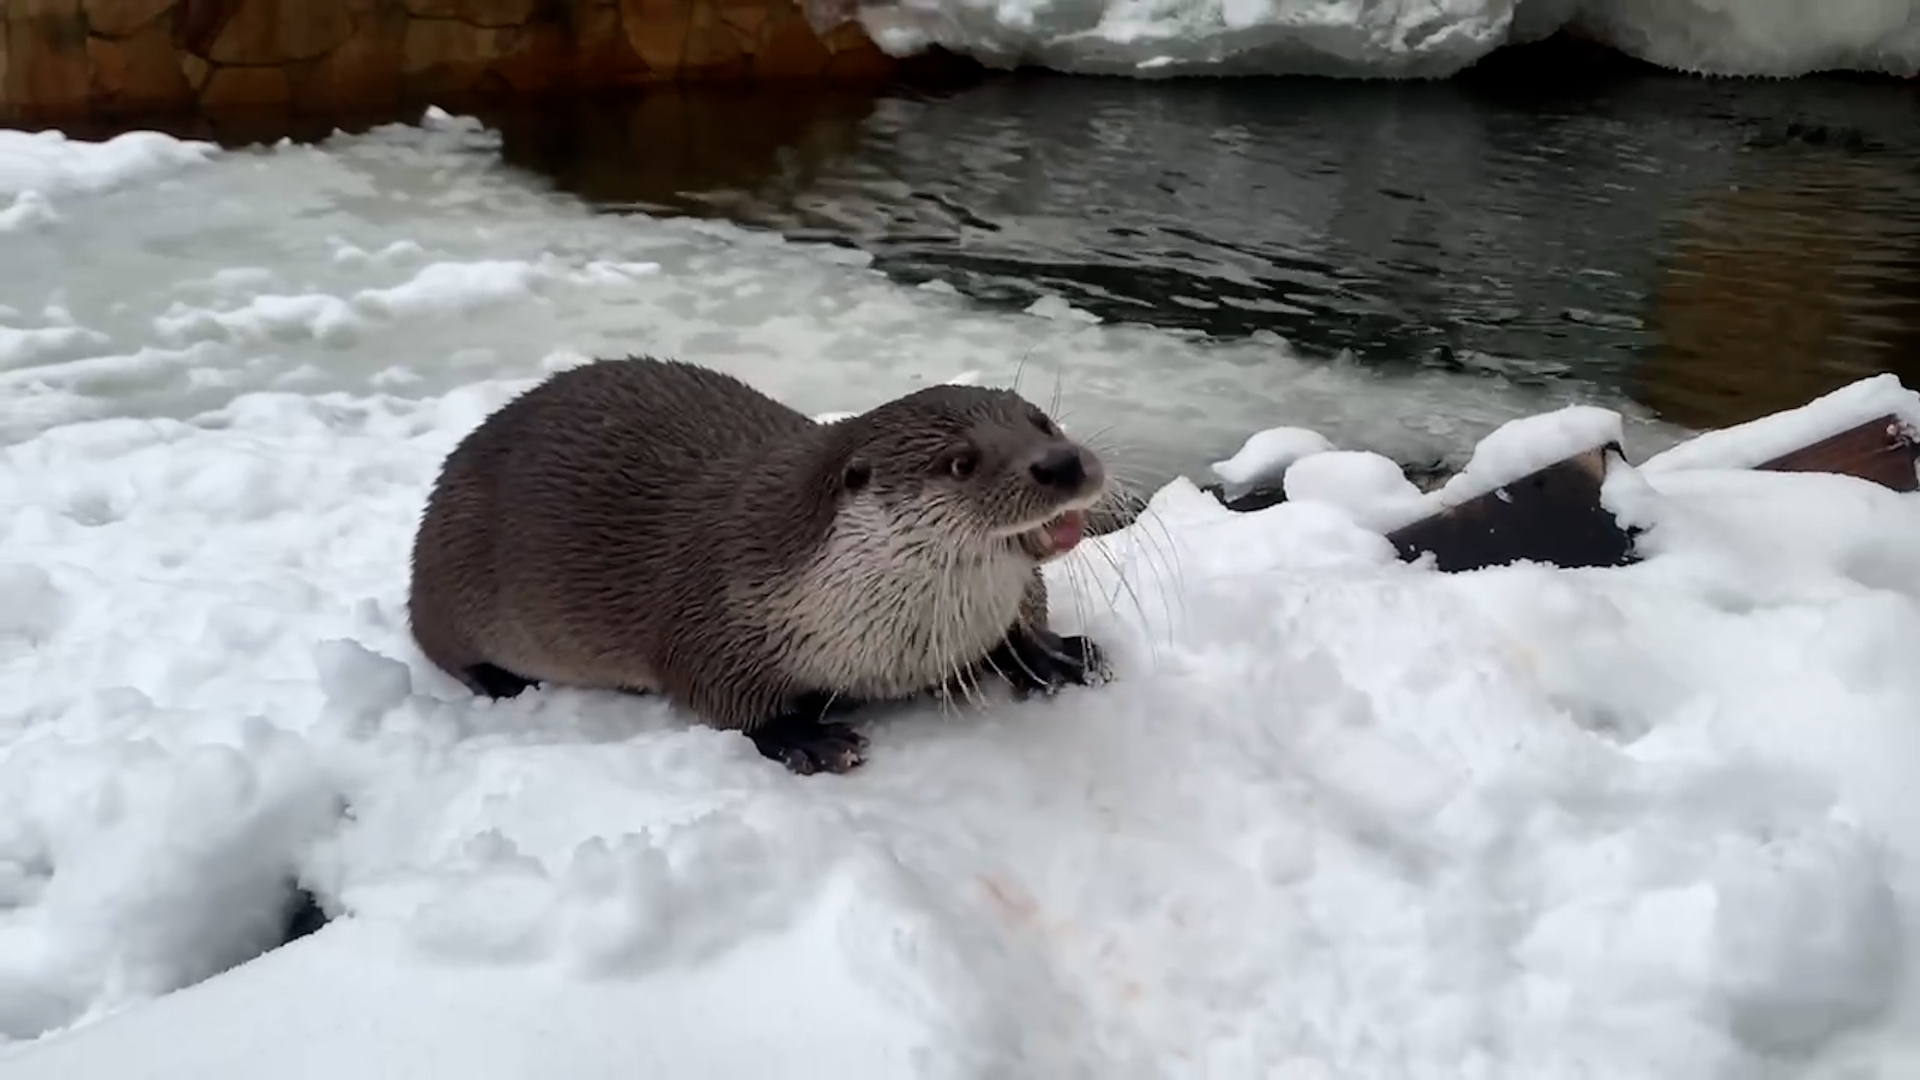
[468,358,819,683]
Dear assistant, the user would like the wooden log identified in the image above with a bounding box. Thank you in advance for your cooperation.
[1383,444,1639,572]
[1754,413,1919,493]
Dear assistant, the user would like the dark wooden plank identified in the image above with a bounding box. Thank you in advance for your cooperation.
[1201,483,1288,514]
[1755,414,1919,493]
[1383,444,1639,572]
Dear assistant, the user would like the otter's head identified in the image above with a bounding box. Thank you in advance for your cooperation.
[826,385,1107,562]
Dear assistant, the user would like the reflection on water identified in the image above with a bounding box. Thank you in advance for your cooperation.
[475,61,1920,438]
[1646,155,1920,428]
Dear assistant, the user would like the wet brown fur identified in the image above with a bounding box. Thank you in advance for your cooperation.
[407,356,1106,737]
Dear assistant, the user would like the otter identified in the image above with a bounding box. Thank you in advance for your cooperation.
[407,356,1111,774]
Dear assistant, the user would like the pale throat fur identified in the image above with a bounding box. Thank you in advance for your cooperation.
[753,483,1035,702]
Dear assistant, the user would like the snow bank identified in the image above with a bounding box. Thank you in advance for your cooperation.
[1281,448,1428,531]
[1577,0,1920,78]
[5,371,1920,1076]
[847,0,1920,78]
[0,129,216,236]
[1641,372,1920,476]
[0,130,216,199]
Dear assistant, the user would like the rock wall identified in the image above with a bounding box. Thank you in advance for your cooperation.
[0,0,900,118]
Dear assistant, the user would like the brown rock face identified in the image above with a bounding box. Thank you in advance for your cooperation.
[681,0,752,79]
[753,7,832,77]
[489,1,650,92]
[0,0,916,118]
[7,1,93,113]
[819,18,891,78]
[87,12,194,112]
[287,5,409,110]
[402,17,514,96]
[178,50,211,91]
[205,0,356,65]
[403,0,543,27]
[198,60,291,107]
[11,0,86,16]
[82,0,180,39]
[621,0,691,74]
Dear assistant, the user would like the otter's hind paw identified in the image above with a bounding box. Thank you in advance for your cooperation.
[750,717,869,775]
[987,628,1110,697]
[464,662,538,700]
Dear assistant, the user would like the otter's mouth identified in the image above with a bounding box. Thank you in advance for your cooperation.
[1019,509,1088,560]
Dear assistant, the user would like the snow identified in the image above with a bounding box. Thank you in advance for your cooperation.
[1576,0,1920,79]
[7,378,1920,1080]
[1641,372,1920,477]
[1208,425,1335,500]
[1426,402,1625,508]
[0,193,59,235]
[1281,449,1428,531]
[148,259,664,350]
[1243,404,1626,537]
[7,111,1920,1078]
[0,129,217,199]
[849,0,1920,78]
[0,129,216,240]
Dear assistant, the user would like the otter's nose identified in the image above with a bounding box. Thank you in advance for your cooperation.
[1029,446,1086,491]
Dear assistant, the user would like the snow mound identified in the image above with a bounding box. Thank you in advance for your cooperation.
[1209,425,1335,500]
[1576,0,1920,78]
[4,374,1920,1076]
[1428,402,1625,507]
[848,0,1920,78]
[1282,448,1427,531]
[1642,372,1920,476]
[0,129,216,238]
[0,130,216,199]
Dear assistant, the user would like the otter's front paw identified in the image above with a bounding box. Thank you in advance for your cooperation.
[749,717,869,775]
[986,627,1110,697]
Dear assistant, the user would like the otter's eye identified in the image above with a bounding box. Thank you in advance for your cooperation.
[1029,411,1055,436]
[844,462,871,491]
[947,450,978,479]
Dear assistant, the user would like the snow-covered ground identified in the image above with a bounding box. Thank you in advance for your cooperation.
[7,110,1920,1077]
[847,0,1920,79]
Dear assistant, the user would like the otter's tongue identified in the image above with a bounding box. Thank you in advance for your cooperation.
[1044,509,1087,555]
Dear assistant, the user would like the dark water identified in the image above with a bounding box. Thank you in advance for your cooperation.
[470,59,1920,436]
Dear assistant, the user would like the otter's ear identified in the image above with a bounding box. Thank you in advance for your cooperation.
[841,458,872,494]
